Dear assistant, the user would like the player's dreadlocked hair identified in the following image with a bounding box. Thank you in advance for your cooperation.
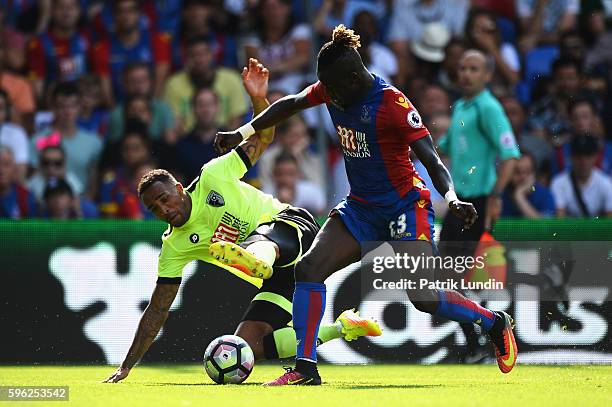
[317,25,362,72]
[137,168,177,197]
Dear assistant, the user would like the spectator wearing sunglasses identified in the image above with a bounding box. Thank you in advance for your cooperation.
[27,145,82,203]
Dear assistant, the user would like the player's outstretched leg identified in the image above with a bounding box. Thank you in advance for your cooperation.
[412,288,518,373]
[399,241,518,373]
[264,216,361,386]
[261,310,381,359]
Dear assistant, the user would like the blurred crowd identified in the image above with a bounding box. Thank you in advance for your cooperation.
[0,0,611,220]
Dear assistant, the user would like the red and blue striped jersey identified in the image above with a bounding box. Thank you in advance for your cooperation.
[306,74,430,205]
[28,31,91,83]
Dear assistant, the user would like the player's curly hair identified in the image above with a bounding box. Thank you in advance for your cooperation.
[137,168,178,197]
[317,25,362,72]
[331,24,361,49]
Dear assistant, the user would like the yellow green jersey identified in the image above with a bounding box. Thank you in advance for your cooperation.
[157,149,289,287]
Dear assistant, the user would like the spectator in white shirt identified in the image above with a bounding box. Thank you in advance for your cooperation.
[0,89,28,182]
[517,0,579,52]
[243,0,312,94]
[551,133,612,217]
[388,0,468,89]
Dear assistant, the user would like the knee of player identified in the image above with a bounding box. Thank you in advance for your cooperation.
[294,256,324,282]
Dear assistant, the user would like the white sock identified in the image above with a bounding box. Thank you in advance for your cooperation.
[245,241,277,266]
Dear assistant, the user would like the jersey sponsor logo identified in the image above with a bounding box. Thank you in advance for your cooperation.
[211,223,240,244]
[395,96,410,109]
[206,190,225,207]
[336,125,371,158]
[211,212,250,244]
[407,110,423,128]
[190,233,199,243]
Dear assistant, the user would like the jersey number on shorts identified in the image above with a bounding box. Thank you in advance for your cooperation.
[389,213,407,239]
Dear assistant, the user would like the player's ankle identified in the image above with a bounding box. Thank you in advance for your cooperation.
[295,358,319,377]
[487,312,504,333]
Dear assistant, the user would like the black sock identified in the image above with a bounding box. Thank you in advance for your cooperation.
[460,323,481,351]
[490,311,504,332]
[262,332,279,360]
[296,359,319,376]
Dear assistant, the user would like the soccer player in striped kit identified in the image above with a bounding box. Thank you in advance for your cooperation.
[216,25,518,385]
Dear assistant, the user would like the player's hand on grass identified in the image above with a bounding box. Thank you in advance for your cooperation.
[214,130,243,154]
[242,58,269,99]
[103,366,130,383]
[449,200,478,229]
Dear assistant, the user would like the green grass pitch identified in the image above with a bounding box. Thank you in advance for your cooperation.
[1,364,610,406]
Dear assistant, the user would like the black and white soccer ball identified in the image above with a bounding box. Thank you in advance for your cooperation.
[203,335,254,384]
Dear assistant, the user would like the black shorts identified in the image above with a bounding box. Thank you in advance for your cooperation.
[240,206,320,329]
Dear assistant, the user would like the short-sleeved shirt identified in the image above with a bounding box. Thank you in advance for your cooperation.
[439,89,521,198]
[28,31,91,84]
[157,149,288,286]
[0,123,29,164]
[517,0,579,33]
[550,169,612,216]
[0,183,38,219]
[244,24,311,94]
[388,0,469,42]
[163,69,248,130]
[368,43,399,84]
[92,29,171,100]
[550,140,612,176]
[31,129,103,190]
[305,74,430,205]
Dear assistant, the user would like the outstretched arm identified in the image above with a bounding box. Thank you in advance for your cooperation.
[103,282,180,383]
[227,59,275,166]
[411,135,478,228]
[215,60,314,154]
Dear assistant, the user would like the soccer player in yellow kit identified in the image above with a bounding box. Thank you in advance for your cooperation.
[104,59,381,383]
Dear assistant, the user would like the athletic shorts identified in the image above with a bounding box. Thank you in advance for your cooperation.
[332,188,436,243]
[241,206,320,329]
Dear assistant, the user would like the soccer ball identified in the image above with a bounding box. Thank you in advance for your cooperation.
[203,335,254,384]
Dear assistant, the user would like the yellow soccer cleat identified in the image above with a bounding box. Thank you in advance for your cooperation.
[335,308,382,341]
[209,241,274,279]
